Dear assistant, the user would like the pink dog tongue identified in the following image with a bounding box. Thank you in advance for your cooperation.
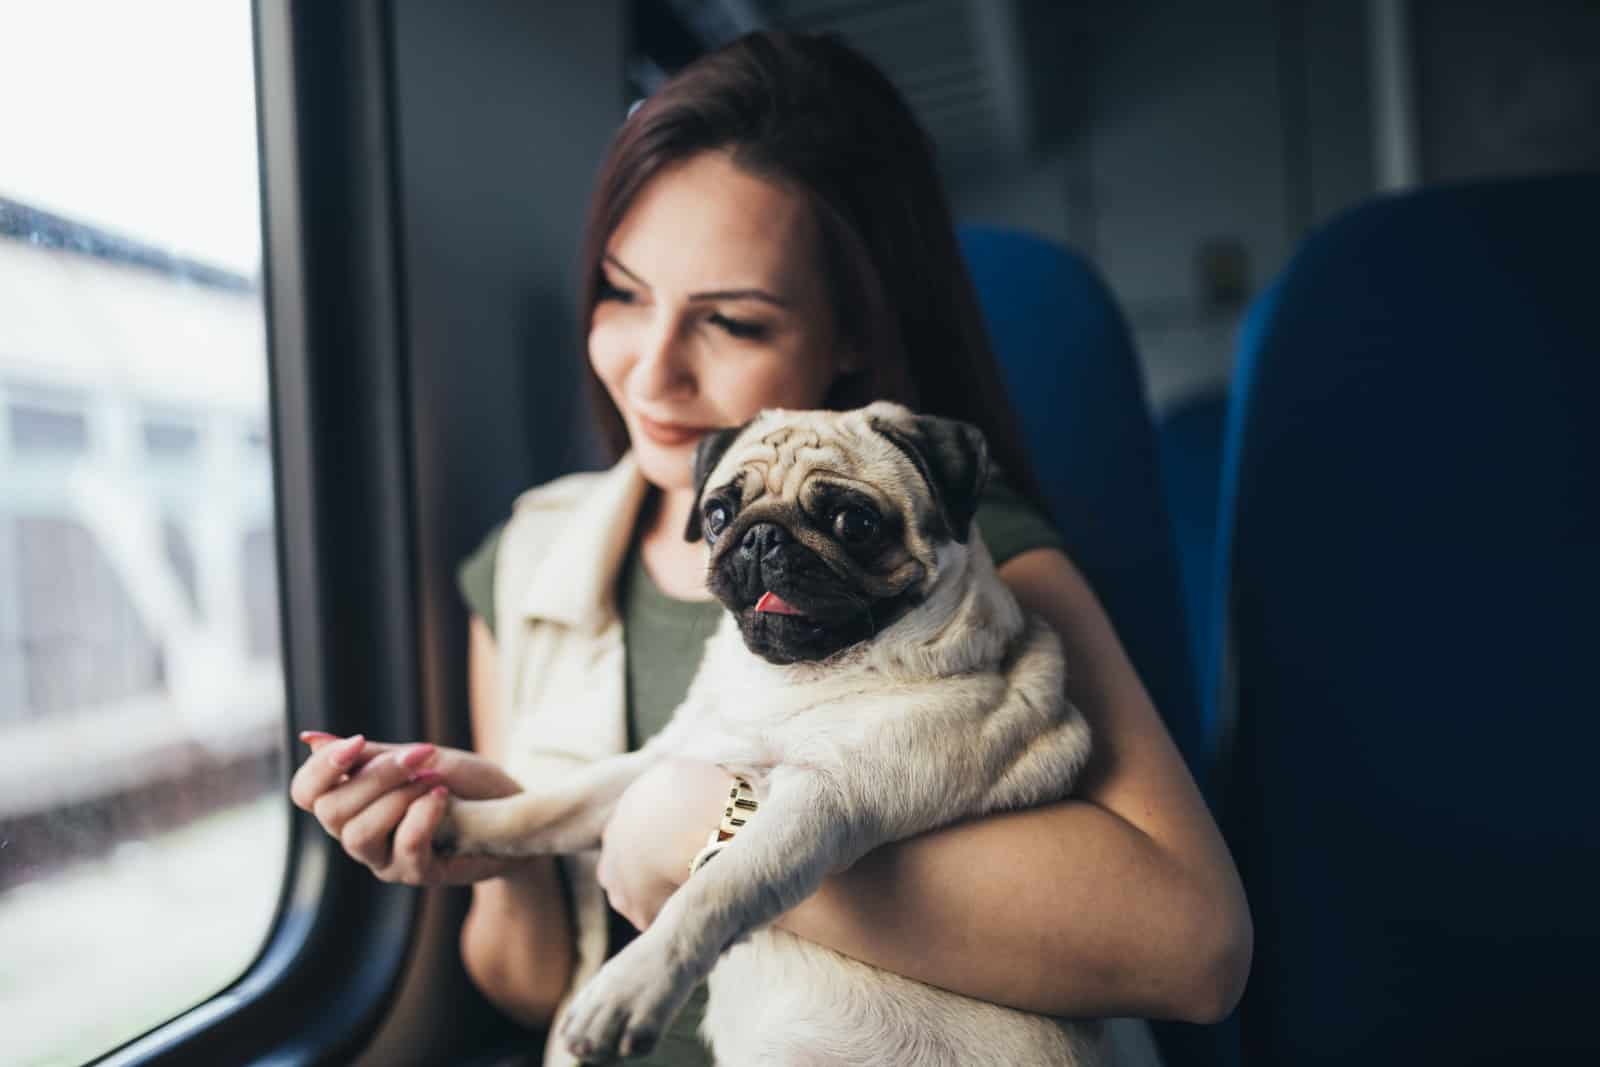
[755,591,805,616]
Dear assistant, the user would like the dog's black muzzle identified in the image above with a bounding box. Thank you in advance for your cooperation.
[738,521,792,565]
[709,521,874,664]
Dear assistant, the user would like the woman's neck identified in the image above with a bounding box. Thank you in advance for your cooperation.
[639,486,715,601]
[644,486,696,543]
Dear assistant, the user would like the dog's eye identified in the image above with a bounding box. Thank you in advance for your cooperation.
[832,506,879,545]
[704,503,731,541]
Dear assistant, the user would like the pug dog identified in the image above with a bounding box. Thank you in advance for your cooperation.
[436,401,1099,1066]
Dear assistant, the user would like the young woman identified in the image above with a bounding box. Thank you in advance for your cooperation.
[291,31,1250,1067]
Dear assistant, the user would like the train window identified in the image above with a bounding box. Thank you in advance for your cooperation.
[5,516,165,717]
[0,3,287,1065]
[7,388,92,456]
[140,413,202,460]
[160,517,204,618]
[241,526,281,663]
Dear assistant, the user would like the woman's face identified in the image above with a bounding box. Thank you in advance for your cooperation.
[588,150,852,493]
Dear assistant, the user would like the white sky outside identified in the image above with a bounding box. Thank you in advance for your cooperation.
[0,0,261,276]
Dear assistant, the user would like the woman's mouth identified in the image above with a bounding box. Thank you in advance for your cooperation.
[636,413,712,447]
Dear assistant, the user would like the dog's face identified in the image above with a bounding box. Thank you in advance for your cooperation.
[685,402,989,665]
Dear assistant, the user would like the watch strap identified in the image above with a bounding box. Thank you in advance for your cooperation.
[688,776,757,876]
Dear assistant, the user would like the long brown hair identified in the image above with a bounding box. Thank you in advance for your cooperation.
[577,30,1046,512]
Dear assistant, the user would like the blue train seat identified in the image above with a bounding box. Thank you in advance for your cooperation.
[958,224,1204,780]
[1157,279,1284,769]
[1212,174,1600,1064]
[1155,386,1228,737]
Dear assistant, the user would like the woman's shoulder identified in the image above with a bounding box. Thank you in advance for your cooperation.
[974,468,1065,569]
[456,465,624,637]
[508,466,615,516]
[466,467,613,571]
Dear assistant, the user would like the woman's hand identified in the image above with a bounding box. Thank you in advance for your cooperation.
[290,732,525,887]
[596,756,729,930]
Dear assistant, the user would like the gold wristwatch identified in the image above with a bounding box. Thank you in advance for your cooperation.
[688,776,758,876]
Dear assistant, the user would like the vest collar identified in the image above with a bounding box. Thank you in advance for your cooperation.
[518,452,650,630]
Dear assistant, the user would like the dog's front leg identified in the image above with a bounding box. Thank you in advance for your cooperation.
[558,766,870,1062]
[435,747,662,859]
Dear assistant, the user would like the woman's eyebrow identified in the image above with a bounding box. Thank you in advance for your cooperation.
[603,254,649,289]
[689,286,790,308]
[604,253,790,308]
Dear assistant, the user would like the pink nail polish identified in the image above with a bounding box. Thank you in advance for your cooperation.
[430,785,449,798]
[299,730,336,744]
[410,769,443,786]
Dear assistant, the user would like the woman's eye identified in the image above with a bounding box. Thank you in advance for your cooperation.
[832,506,879,544]
[597,277,634,303]
[708,313,768,341]
[704,503,731,540]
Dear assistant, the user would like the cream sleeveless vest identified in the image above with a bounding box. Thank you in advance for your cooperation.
[490,454,648,1067]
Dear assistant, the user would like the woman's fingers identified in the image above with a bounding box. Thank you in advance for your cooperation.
[289,734,367,810]
[341,781,435,870]
[310,746,439,833]
[299,732,406,767]
[289,734,505,885]
[288,736,523,886]
[390,784,451,881]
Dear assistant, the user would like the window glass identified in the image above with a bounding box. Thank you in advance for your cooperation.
[242,527,283,664]
[142,416,202,460]
[161,517,204,618]
[8,389,92,456]
[0,3,288,1065]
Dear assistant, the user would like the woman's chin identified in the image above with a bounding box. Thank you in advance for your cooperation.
[632,437,698,490]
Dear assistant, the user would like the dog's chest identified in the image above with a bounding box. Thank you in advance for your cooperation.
[675,626,892,762]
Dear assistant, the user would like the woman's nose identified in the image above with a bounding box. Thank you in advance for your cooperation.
[634,313,694,395]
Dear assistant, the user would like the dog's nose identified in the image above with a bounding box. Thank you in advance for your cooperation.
[740,522,791,557]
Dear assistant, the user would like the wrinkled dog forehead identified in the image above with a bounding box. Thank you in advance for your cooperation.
[688,401,988,553]
[714,407,916,503]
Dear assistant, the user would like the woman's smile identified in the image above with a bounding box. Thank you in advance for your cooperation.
[635,411,714,447]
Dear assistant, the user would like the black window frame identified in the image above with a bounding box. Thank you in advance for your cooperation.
[97,2,424,1063]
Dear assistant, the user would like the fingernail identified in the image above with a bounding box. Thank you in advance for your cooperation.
[430,785,449,798]
[299,730,336,744]
[410,769,443,786]
[330,734,365,768]
[398,744,436,770]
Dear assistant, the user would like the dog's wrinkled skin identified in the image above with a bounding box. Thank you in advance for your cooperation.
[436,402,1099,1065]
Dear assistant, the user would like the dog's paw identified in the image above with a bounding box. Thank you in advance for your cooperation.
[560,943,693,1063]
[432,796,555,859]
[430,798,510,859]
[430,804,460,858]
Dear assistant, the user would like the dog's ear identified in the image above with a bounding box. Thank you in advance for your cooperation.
[684,423,747,542]
[869,413,990,543]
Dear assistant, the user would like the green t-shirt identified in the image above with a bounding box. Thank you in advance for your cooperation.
[455,474,1063,1065]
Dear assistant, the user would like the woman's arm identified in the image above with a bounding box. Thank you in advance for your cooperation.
[770,547,1252,1022]
[459,616,577,1028]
